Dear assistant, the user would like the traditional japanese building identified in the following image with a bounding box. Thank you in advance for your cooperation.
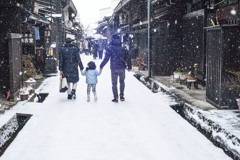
[0,0,52,100]
[110,0,240,109]
[97,16,111,39]
[151,0,186,76]
[112,0,148,62]
[204,0,240,108]
[0,0,82,101]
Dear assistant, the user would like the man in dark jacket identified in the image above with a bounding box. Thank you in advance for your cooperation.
[100,34,132,102]
[59,38,84,100]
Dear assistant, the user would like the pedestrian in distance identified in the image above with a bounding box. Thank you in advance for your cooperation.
[59,37,84,100]
[83,39,89,55]
[98,38,104,59]
[93,40,98,60]
[81,61,102,102]
[88,40,92,55]
[100,33,132,103]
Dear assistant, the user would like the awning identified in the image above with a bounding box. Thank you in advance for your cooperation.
[97,22,108,29]
[29,14,50,24]
[184,9,205,19]
[114,0,131,13]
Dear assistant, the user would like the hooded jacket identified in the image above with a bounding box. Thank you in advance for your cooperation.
[81,69,102,84]
[100,38,132,70]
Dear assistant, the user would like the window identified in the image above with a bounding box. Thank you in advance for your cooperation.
[216,0,238,7]
[22,34,34,44]
[45,30,51,44]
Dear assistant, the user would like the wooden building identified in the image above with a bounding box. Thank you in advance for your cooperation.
[0,0,82,101]
[0,0,51,100]
[113,0,148,63]
[109,0,240,109]
[204,0,240,108]
[151,0,186,76]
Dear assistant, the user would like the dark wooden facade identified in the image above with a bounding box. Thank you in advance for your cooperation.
[0,0,82,100]
[0,1,23,99]
[110,0,240,109]
[113,0,149,66]
[205,1,240,109]
[182,9,205,75]
[151,1,186,76]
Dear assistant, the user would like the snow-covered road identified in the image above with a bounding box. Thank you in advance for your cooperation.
[1,55,231,160]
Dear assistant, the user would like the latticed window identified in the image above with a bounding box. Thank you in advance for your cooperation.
[44,30,51,44]
[22,34,34,44]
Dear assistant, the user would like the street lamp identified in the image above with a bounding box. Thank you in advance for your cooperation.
[147,0,151,77]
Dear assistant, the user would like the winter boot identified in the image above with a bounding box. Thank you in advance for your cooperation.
[71,89,76,99]
[112,97,118,103]
[68,94,72,100]
[87,95,90,102]
[120,94,125,101]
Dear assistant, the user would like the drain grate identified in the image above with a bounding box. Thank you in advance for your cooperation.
[37,93,49,103]
[0,113,32,156]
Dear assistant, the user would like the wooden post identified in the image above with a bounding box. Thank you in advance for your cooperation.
[7,33,22,101]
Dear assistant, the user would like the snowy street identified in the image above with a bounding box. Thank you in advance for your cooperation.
[0,55,231,160]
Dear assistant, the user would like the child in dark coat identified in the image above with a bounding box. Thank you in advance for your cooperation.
[81,61,102,102]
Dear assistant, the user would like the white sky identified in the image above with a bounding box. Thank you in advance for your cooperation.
[72,0,111,28]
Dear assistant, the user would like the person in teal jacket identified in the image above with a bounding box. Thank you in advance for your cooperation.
[81,61,102,102]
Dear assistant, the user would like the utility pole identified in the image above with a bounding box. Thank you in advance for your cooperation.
[147,0,151,77]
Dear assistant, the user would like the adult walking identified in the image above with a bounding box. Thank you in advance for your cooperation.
[93,40,98,59]
[88,40,92,55]
[82,39,89,55]
[100,34,132,103]
[98,38,104,59]
[59,38,84,100]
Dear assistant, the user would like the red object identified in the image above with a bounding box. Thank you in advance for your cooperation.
[187,77,196,80]
[6,90,10,101]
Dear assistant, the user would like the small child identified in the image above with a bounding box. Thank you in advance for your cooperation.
[81,61,102,102]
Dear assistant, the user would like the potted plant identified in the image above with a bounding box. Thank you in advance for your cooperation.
[173,67,182,79]
[22,55,36,82]
[19,87,29,101]
[180,72,188,80]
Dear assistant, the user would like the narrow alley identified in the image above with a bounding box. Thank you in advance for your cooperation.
[0,55,231,160]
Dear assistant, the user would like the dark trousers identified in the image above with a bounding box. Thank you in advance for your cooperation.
[111,69,125,98]
[88,49,92,55]
[93,51,98,59]
[98,50,103,59]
